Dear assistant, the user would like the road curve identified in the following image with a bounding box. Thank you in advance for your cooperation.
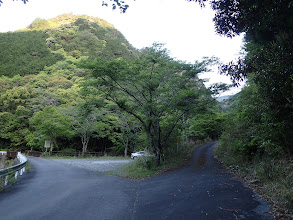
[0,142,272,220]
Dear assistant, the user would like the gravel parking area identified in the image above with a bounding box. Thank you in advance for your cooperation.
[52,158,132,172]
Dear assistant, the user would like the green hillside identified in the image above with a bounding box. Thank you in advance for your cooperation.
[0,31,63,77]
[0,14,136,77]
[0,14,221,171]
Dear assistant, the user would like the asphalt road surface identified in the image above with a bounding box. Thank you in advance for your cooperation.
[0,142,272,220]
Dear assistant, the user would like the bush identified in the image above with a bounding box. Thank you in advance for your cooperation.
[136,156,156,170]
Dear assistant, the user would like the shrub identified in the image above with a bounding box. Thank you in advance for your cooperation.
[136,156,156,170]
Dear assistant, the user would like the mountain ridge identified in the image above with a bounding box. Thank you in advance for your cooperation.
[0,14,137,77]
[23,14,115,31]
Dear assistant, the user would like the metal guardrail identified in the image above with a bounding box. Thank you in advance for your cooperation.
[0,152,27,186]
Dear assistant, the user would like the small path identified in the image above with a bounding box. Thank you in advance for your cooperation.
[0,142,273,220]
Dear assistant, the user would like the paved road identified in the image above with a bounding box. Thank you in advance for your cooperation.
[0,142,272,220]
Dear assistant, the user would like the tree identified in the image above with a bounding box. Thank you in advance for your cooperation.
[188,109,226,141]
[29,106,73,152]
[115,111,140,157]
[212,0,293,40]
[216,0,293,155]
[84,44,214,165]
[0,85,34,148]
[0,107,31,148]
[102,0,130,13]
[63,102,105,156]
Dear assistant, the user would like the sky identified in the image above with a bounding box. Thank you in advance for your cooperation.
[0,0,245,95]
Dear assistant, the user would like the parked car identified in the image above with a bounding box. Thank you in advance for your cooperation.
[131,151,151,159]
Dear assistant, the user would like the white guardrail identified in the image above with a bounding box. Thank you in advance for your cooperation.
[0,152,28,186]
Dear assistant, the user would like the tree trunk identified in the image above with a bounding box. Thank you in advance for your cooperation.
[155,148,161,166]
[81,133,89,157]
[147,130,158,164]
[124,137,129,157]
[182,114,188,143]
[49,140,54,154]
[156,121,162,166]
[82,143,87,157]
[148,122,162,167]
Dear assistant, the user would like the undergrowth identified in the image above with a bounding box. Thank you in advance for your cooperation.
[116,140,201,179]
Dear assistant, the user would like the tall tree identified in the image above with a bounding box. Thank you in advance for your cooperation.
[115,111,140,157]
[29,106,73,152]
[216,0,293,154]
[0,85,34,148]
[84,44,214,165]
[63,100,110,156]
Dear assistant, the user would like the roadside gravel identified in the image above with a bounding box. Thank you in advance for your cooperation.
[52,158,132,172]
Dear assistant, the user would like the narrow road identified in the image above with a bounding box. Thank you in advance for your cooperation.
[0,142,272,220]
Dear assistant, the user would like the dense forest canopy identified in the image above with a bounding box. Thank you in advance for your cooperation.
[0,1,292,162]
[100,0,293,158]
[215,0,293,158]
[0,14,225,166]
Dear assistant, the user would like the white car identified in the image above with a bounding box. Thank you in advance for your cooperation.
[130,151,151,159]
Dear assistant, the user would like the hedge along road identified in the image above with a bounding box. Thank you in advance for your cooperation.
[0,142,272,220]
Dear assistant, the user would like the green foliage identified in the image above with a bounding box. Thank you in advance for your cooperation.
[122,158,161,179]
[0,84,35,148]
[135,156,156,170]
[63,100,114,155]
[29,106,73,150]
[0,14,137,152]
[27,18,51,30]
[0,14,221,161]
[212,0,293,41]
[119,140,197,179]
[42,15,136,60]
[217,0,293,159]
[84,43,214,165]
[220,81,289,162]
[0,31,63,77]
[0,14,136,79]
[189,111,226,141]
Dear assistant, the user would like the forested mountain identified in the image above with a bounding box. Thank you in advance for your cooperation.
[0,14,136,78]
[0,14,223,162]
[0,14,138,151]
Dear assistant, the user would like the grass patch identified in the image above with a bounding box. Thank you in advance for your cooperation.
[112,140,202,179]
[121,157,160,179]
[4,159,14,168]
[0,171,18,192]
[214,143,293,219]
[25,161,32,172]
